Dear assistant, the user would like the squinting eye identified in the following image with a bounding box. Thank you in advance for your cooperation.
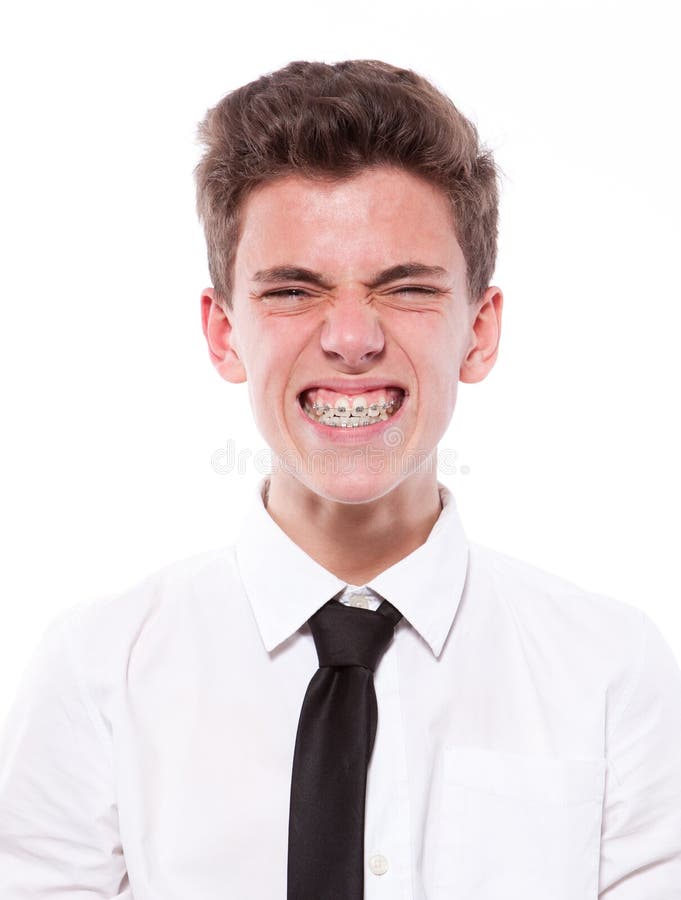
[260,286,440,301]
[263,289,310,300]
[392,286,438,296]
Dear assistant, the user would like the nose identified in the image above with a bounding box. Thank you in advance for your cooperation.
[320,293,385,367]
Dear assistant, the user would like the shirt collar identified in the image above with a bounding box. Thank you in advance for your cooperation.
[234,476,469,658]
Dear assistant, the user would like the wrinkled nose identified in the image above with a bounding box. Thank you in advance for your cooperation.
[320,295,385,367]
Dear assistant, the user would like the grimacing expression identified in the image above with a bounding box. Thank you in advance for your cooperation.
[204,165,501,504]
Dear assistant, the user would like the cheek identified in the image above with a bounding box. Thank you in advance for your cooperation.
[246,317,312,401]
[411,332,465,419]
[402,316,462,374]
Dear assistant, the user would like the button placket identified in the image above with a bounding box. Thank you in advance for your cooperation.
[364,629,411,896]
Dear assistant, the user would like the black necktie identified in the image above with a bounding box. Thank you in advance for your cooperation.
[287,597,403,900]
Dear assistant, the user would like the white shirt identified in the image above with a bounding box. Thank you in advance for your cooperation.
[1,477,681,899]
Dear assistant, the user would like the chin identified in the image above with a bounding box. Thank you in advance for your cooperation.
[303,470,404,506]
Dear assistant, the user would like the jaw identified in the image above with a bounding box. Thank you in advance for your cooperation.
[268,440,440,510]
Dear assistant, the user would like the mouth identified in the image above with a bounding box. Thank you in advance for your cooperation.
[297,385,407,428]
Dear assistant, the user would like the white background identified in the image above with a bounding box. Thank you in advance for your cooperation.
[1,0,679,722]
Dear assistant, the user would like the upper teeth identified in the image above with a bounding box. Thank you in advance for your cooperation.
[312,395,394,414]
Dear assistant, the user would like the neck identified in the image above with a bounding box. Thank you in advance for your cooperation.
[264,467,443,585]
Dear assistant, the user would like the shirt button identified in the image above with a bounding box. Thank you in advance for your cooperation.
[350,595,370,609]
[368,853,389,876]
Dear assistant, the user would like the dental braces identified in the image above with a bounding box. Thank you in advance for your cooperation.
[309,398,396,416]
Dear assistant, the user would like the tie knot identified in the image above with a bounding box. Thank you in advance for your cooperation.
[308,599,402,671]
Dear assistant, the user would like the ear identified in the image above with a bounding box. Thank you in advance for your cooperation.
[459,286,503,384]
[200,287,247,384]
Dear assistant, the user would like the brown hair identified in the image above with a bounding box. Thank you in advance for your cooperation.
[195,59,499,306]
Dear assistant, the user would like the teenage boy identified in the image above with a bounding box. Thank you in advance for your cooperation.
[1,59,680,899]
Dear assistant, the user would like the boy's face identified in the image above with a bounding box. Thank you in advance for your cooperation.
[202,165,502,505]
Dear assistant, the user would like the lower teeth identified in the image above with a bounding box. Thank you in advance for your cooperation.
[320,418,375,427]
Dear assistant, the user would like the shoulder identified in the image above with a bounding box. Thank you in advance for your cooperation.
[69,543,238,622]
[464,540,651,693]
[467,539,644,629]
[46,544,242,686]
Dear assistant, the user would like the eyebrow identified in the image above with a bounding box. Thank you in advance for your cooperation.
[251,262,449,290]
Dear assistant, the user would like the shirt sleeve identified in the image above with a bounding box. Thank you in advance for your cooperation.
[0,612,129,898]
[599,610,681,898]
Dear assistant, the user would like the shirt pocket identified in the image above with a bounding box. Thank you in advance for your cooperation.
[434,746,605,900]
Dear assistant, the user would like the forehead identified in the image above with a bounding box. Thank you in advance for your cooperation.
[234,166,463,276]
